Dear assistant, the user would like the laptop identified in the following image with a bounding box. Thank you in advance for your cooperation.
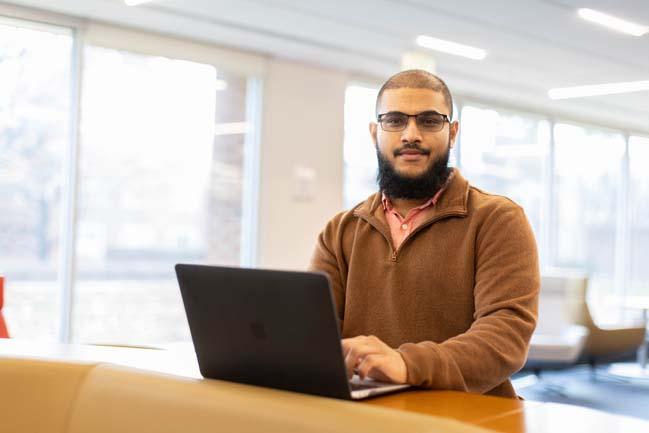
[175,264,410,400]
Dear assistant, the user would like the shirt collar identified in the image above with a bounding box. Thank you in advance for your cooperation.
[381,169,456,212]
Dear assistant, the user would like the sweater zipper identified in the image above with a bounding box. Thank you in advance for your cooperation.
[360,210,466,263]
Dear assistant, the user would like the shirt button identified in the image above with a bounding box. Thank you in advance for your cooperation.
[401,223,408,230]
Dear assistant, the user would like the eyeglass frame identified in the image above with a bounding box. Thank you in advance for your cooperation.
[376,110,451,132]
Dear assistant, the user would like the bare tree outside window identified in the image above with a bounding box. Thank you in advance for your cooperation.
[0,20,73,340]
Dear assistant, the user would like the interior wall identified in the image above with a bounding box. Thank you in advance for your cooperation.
[256,59,348,270]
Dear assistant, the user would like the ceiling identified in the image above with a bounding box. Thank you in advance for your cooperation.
[5,0,649,133]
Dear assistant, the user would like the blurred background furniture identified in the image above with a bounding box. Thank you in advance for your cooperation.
[606,296,649,380]
[563,276,646,375]
[519,274,589,394]
[525,274,589,373]
[520,272,647,393]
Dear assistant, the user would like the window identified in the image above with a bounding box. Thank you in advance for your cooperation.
[73,45,251,344]
[343,85,379,209]
[628,136,649,297]
[0,18,73,339]
[0,14,259,344]
[552,123,626,300]
[459,106,550,242]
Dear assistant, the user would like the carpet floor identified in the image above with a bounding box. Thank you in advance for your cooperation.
[514,364,649,421]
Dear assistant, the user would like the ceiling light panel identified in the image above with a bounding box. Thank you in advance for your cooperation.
[578,8,649,36]
[548,80,649,99]
[416,35,487,60]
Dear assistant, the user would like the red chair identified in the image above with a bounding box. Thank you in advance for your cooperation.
[0,276,9,338]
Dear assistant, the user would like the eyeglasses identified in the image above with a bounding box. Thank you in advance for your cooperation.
[377,111,450,132]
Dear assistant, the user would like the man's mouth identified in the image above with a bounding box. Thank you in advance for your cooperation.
[395,149,430,157]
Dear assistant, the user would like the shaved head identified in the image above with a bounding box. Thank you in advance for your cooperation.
[376,70,454,119]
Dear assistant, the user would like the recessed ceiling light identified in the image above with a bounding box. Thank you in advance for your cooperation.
[548,80,649,99]
[124,0,153,6]
[577,8,649,37]
[415,35,487,60]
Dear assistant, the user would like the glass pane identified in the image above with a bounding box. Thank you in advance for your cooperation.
[0,18,73,340]
[344,85,378,209]
[459,105,550,245]
[343,85,458,209]
[628,136,649,298]
[73,45,249,345]
[552,123,625,301]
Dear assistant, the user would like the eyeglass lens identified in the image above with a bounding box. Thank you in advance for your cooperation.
[380,112,446,131]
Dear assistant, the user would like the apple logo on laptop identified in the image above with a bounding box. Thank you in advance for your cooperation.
[250,321,267,340]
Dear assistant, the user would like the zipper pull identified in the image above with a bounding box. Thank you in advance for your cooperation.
[391,251,397,262]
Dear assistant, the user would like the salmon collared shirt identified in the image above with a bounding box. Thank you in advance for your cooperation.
[381,170,455,250]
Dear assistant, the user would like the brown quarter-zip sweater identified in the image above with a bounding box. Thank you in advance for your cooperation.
[308,170,539,398]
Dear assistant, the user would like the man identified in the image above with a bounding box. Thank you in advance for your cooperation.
[309,69,539,398]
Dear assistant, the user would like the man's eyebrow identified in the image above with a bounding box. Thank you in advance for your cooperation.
[380,110,446,115]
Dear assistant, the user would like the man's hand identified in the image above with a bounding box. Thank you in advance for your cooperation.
[341,335,408,384]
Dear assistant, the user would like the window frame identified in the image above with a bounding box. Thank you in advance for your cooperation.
[0,5,264,343]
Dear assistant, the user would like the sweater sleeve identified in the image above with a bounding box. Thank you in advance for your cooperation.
[397,204,540,394]
[308,214,347,331]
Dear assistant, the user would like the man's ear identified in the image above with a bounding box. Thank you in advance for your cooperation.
[449,121,459,148]
[369,121,378,146]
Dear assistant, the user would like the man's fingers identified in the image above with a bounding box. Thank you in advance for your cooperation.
[343,341,373,363]
[357,354,379,380]
[350,342,382,356]
[344,349,356,379]
[342,336,369,354]
[341,339,351,356]
[342,335,391,380]
[344,346,367,378]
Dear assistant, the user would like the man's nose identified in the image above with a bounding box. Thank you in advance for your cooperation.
[401,117,423,142]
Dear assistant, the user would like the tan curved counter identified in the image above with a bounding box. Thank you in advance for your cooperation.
[1,340,647,433]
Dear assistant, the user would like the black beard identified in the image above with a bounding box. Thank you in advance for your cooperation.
[376,143,452,200]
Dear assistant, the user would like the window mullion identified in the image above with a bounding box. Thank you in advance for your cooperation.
[240,77,263,267]
[454,98,463,170]
[57,28,83,343]
[615,134,631,302]
[544,119,557,269]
